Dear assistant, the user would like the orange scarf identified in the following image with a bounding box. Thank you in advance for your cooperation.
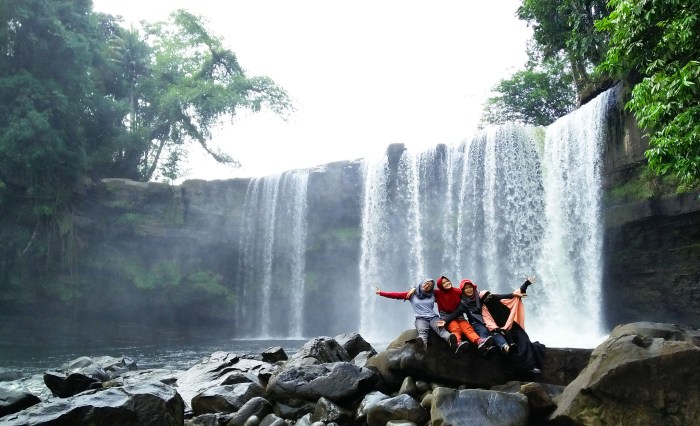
[479,289,526,331]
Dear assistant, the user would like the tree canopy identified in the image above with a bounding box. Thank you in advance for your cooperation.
[0,1,292,306]
[481,53,576,127]
[109,10,292,181]
[597,0,700,183]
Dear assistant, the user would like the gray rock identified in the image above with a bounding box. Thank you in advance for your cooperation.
[398,376,418,397]
[0,369,24,383]
[261,347,288,364]
[366,394,429,426]
[311,397,352,424]
[551,322,700,425]
[2,381,184,426]
[285,337,351,368]
[352,350,376,367]
[294,413,312,426]
[431,387,529,426]
[177,352,277,410]
[333,333,376,359]
[520,382,556,417]
[266,362,377,405]
[43,370,104,398]
[226,397,272,426]
[272,400,316,420]
[0,385,41,417]
[260,413,287,426]
[185,413,220,426]
[191,382,265,415]
[355,390,390,423]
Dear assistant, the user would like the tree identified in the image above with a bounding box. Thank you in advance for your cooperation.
[481,53,576,127]
[518,0,610,96]
[110,10,293,181]
[597,0,700,183]
[0,0,121,307]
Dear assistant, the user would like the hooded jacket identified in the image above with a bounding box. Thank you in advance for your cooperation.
[377,281,439,319]
[434,275,462,317]
[442,279,485,324]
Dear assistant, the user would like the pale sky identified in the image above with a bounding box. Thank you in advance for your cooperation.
[92,0,531,180]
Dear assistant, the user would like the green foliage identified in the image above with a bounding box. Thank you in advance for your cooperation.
[518,0,610,92]
[481,55,576,127]
[110,10,293,181]
[597,0,700,182]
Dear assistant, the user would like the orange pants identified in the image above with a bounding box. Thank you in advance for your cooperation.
[447,318,479,344]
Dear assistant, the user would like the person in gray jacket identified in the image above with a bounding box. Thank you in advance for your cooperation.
[375,279,453,350]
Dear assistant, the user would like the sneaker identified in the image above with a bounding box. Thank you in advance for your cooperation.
[509,343,518,354]
[483,345,497,361]
[448,333,458,350]
[501,344,510,355]
[477,336,494,351]
[455,341,469,354]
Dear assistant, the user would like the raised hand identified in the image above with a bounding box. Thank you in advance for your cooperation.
[406,288,416,299]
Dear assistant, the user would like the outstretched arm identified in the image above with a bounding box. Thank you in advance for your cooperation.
[376,288,411,300]
[519,275,536,294]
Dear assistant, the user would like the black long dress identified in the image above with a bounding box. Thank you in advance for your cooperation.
[481,291,545,374]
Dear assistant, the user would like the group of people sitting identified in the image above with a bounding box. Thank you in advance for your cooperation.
[375,275,544,375]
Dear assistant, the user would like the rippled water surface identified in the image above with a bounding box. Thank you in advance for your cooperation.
[0,337,308,376]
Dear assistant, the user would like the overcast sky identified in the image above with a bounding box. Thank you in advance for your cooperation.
[92,0,532,180]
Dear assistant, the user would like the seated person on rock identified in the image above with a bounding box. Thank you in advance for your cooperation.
[439,278,501,358]
[479,276,544,375]
[433,275,495,354]
[375,279,452,351]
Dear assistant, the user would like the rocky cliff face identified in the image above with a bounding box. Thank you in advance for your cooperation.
[69,87,700,334]
[600,87,700,329]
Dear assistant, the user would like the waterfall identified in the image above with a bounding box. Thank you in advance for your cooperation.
[530,90,613,346]
[288,170,309,338]
[359,89,614,346]
[237,170,309,338]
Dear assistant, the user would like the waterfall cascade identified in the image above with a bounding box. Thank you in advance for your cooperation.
[359,89,615,347]
[237,170,309,338]
[232,88,614,346]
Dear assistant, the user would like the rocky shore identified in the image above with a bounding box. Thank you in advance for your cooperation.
[1,322,699,425]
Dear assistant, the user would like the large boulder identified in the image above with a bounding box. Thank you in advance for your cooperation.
[366,393,429,426]
[367,329,590,391]
[191,382,265,415]
[284,337,351,368]
[266,361,377,406]
[0,385,41,417]
[430,387,529,426]
[551,322,700,425]
[42,355,137,398]
[333,333,376,359]
[177,351,278,410]
[225,396,273,426]
[1,381,184,426]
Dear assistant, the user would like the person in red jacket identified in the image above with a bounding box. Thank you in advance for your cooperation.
[434,275,494,353]
[375,279,452,351]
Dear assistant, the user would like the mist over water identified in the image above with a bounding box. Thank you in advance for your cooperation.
[233,89,615,348]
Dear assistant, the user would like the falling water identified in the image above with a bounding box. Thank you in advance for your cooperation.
[359,89,615,346]
[237,171,309,338]
[530,90,613,346]
[288,171,309,338]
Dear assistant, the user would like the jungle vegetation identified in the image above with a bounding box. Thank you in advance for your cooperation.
[483,0,699,187]
[0,0,290,317]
